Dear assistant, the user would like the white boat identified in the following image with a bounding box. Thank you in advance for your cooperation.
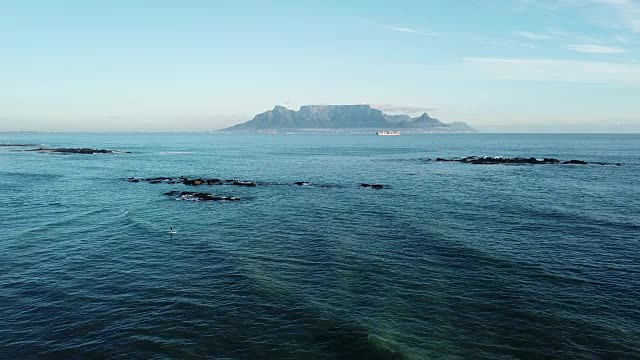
[376,131,400,136]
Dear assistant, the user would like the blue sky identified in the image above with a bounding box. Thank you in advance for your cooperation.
[1,0,639,132]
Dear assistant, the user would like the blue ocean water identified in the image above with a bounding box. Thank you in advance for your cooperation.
[0,133,639,359]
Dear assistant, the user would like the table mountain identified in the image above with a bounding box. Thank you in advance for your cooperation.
[225,105,476,132]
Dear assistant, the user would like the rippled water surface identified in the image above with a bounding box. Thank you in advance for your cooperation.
[1,133,639,359]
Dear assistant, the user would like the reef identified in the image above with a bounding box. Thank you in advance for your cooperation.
[28,148,128,154]
[128,176,387,192]
[128,177,257,187]
[434,156,620,166]
[360,183,385,189]
[164,190,240,201]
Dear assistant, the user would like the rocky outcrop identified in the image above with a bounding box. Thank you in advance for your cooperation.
[127,177,256,187]
[563,160,587,165]
[292,181,339,188]
[128,176,181,184]
[229,180,257,187]
[164,191,240,202]
[128,177,349,187]
[361,183,385,189]
[28,148,127,154]
[434,156,620,165]
[443,156,561,165]
[128,176,386,189]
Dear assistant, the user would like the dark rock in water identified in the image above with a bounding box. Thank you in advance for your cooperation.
[129,176,384,189]
[435,156,567,165]
[148,177,174,181]
[431,156,618,166]
[221,179,257,186]
[459,156,561,165]
[184,178,205,186]
[563,160,587,165]
[164,190,240,201]
[28,147,127,154]
[361,183,385,189]
[230,180,257,187]
[138,176,174,184]
[127,176,252,186]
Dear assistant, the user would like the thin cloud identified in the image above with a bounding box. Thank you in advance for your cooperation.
[513,31,551,40]
[511,0,562,12]
[592,0,640,32]
[613,34,630,43]
[373,104,437,114]
[387,26,419,33]
[385,26,438,36]
[567,44,626,53]
[484,39,537,49]
[464,57,640,85]
[547,28,604,44]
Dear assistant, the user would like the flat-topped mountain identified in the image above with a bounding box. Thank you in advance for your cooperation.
[225,105,476,133]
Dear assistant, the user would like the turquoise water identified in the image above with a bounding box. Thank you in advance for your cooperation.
[1,133,639,359]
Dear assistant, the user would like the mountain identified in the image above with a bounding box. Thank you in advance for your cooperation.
[236,105,298,129]
[384,114,411,123]
[445,122,477,133]
[398,113,447,128]
[225,105,476,133]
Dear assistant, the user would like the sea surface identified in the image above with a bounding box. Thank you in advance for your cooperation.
[0,133,639,359]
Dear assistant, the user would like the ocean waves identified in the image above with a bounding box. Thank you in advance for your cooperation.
[1,133,639,359]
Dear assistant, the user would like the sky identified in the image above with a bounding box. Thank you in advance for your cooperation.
[1,0,639,132]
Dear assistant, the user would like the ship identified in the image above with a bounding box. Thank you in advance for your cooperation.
[376,131,400,136]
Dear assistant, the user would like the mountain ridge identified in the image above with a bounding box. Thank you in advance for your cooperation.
[225,104,476,133]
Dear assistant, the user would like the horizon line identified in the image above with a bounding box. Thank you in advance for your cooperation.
[2,131,639,135]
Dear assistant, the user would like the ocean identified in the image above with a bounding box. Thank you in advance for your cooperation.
[0,133,638,359]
